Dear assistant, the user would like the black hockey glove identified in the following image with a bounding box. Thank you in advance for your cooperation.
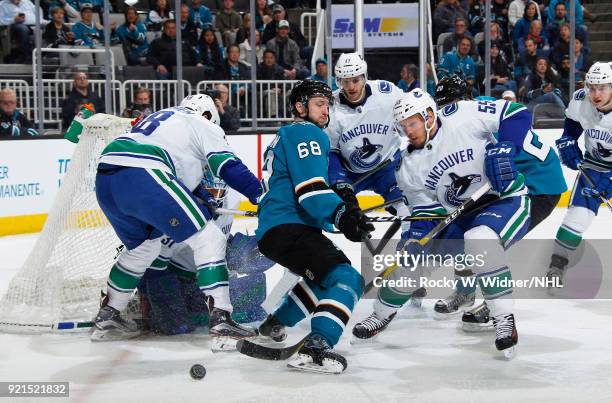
[331,182,358,207]
[333,203,375,242]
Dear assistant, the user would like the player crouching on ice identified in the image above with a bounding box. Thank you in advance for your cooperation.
[254,80,374,374]
[92,94,264,342]
[352,89,534,359]
[547,62,612,287]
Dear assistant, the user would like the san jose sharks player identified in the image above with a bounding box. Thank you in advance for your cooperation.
[92,94,263,341]
[434,75,567,331]
[255,80,374,374]
[547,62,612,286]
[352,89,534,358]
[325,53,408,215]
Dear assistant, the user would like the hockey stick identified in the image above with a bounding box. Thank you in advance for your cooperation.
[215,207,258,217]
[362,197,403,214]
[237,335,308,361]
[365,215,447,222]
[364,183,492,294]
[372,220,402,255]
[351,158,393,187]
[578,164,612,212]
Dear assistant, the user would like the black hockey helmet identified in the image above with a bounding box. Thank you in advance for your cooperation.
[434,75,469,106]
[289,79,333,117]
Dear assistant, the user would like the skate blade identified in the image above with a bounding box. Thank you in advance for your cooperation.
[461,322,494,332]
[350,334,379,345]
[90,328,141,342]
[287,354,345,374]
[211,336,238,352]
[499,345,517,360]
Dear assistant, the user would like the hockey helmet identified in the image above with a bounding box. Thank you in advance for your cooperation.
[434,75,469,106]
[289,80,333,116]
[180,93,220,126]
[334,52,368,80]
[393,88,437,124]
[201,164,228,204]
[585,62,612,86]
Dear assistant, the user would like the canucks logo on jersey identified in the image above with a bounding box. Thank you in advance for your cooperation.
[445,172,482,206]
[593,142,612,160]
[348,138,384,170]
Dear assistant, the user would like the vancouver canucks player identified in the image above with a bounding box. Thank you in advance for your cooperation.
[434,75,567,331]
[325,53,408,215]
[353,89,533,358]
[92,94,262,341]
[547,62,612,286]
[255,80,374,373]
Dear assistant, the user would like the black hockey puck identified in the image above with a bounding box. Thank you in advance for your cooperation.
[190,364,206,380]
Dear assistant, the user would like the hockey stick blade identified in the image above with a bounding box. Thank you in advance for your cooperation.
[237,336,308,361]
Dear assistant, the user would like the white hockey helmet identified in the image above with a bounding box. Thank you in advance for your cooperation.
[334,52,368,79]
[393,88,437,124]
[180,93,220,126]
[585,62,612,86]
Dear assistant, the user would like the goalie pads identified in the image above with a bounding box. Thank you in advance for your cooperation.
[226,232,276,274]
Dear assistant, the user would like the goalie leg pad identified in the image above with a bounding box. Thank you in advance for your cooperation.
[227,232,275,275]
[229,272,267,323]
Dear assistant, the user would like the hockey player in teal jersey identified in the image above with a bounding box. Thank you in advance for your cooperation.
[255,80,374,374]
[433,75,567,330]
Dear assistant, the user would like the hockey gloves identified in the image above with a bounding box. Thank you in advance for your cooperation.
[581,168,612,199]
[485,142,519,195]
[333,203,375,242]
[556,135,583,170]
[331,182,359,208]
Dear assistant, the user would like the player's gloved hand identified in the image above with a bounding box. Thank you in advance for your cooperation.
[193,185,219,219]
[397,230,410,251]
[581,168,612,199]
[556,135,583,170]
[485,141,519,195]
[333,203,375,242]
[331,182,358,208]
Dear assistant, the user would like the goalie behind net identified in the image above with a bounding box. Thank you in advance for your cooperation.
[0,114,132,333]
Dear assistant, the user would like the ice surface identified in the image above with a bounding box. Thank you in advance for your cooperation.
[0,209,611,403]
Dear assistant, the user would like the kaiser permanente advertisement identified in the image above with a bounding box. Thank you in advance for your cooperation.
[332,3,419,49]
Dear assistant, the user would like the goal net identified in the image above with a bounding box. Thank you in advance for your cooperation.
[0,114,132,333]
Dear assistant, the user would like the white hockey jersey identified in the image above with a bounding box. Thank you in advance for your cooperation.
[396,100,528,214]
[99,107,237,191]
[325,80,404,173]
[566,89,612,170]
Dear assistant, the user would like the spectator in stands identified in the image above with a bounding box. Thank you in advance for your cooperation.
[573,37,593,79]
[397,64,419,92]
[72,3,117,47]
[479,42,518,94]
[239,29,263,67]
[215,0,242,47]
[61,71,104,128]
[502,89,517,102]
[517,19,548,54]
[508,0,534,31]
[146,0,174,32]
[491,0,510,35]
[266,20,309,80]
[43,6,75,47]
[121,87,153,119]
[547,0,584,26]
[257,50,284,119]
[0,88,37,137]
[512,1,539,49]
[44,1,79,21]
[262,3,311,63]
[189,0,213,31]
[235,12,252,45]
[221,44,250,99]
[521,56,565,112]
[477,21,512,63]
[442,17,478,59]
[148,20,197,79]
[438,36,476,92]
[550,23,571,70]
[309,58,338,90]
[0,0,45,63]
[180,3,198,49]
[116,6,148,65]
[214,83,241,131]
[515,37,542,79]
[198,28,224,79]
[546,3,587,47]
[255,0,272,32]
[434,0,468,41]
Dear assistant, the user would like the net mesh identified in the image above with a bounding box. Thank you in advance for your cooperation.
[0,114,132,333]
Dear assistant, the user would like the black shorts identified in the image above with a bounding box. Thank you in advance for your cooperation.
[257,224,351,285]
[528,194,561,232]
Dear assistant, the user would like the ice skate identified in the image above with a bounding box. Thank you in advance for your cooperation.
[209,308,257,352]
[91,305,141,342]
[287,334,347,374]
[493,313,518,359]
[546,254,568,294]
[256,314,287,343]
[351,312,396,343]
[462,302,493,332]
[434,290,475,319]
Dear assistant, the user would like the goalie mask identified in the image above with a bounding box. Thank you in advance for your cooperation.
[202,165,228,205]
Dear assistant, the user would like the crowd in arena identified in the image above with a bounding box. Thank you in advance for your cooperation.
[0,0,597,137]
